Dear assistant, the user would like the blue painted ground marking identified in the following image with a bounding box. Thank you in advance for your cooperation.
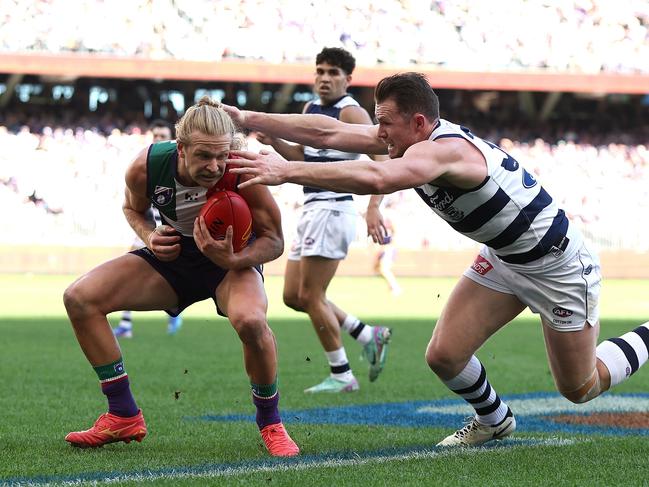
[7,393,643,485]
[196,392,649,437]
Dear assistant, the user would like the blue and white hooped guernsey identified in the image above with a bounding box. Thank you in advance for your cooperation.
[302,94,360,205]
[415,119,581,268]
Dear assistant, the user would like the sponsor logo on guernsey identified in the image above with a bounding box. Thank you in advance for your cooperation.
[552,306,573,318]
[154,186,174,205]
[427,190,465,222]
[471,255,493,275]
[185,191,201,201]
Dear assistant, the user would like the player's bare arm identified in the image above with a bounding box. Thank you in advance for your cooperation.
[240,181,284,262]
[222,103,387,156]
[339,105,389,242]
[229,140,451,194]
[365,194,387,244]
[254,101,317,160]
[194,180,283,270]
[257,132,305,161]
[123,148,180,261]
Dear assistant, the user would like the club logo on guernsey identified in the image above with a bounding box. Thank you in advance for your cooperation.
[522,169,538,189]
[154,186,174,206]
[472,255,493,275]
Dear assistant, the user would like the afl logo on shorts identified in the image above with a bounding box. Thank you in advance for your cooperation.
[552,306,573,318]
[471,255,493,275]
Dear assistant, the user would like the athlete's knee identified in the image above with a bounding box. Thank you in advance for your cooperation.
[282,292,304,312]
[230,311,268,344]
[558,369,603,404]
[296,288,326,313]
[560,388,600,404]
[63,280,95,321]
[425,340,464,377]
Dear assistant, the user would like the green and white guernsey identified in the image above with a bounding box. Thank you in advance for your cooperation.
[145,141,240,237]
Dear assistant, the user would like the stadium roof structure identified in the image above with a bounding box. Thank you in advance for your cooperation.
[1,53,648,95]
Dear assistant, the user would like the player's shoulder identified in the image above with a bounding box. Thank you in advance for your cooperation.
[402,136,465,168]
[336,94,360,107]
[148,140,178,159]
[339,101,372,124]
[128,145,150,171]
[125,148,149,192]
[301,99,317,114]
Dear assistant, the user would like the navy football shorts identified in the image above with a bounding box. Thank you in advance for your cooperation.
[131,236,262,317]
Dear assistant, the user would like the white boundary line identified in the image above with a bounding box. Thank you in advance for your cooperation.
[13,437,577,486]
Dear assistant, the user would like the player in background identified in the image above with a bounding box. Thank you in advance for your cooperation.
[370,198,402,296]
[63,98,299,457]
[222,72,649,447]
[256,47,392,393]
[113,119,184,338]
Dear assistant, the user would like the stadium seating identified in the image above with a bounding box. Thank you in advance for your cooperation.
[0,0,647,73]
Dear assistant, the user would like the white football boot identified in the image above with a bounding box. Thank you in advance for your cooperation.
[437,408,516,447]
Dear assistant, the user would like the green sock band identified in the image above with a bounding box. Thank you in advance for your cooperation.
[251,380,277,398]
[94,358,126,382]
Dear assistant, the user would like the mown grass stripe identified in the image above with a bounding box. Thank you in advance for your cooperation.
[4,438,576,486]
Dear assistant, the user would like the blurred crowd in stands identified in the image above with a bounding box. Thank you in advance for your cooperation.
[2,112,648,252]
[1,0,648,73]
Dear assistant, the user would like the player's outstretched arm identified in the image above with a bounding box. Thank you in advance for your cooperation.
[256,132,305,161]
[222,104,386,156]
[228,141,448,195]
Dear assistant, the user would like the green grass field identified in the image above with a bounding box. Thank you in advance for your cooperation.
[1,274,649,486]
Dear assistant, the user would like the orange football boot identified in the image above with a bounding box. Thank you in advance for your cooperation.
[260,422,300,457]
[65,410,147,448]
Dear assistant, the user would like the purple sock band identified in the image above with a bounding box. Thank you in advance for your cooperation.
[101,376,139,418]
[253,391,281,430]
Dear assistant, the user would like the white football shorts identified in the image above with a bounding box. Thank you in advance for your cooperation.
[463,242,601,332]
[288,205,357,261]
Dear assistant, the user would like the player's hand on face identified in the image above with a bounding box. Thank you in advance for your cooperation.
[148,225,181,261]
[226,150,287,189]
[366,206,388,244]
[193,216,236,268]
[220,104,246,126]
